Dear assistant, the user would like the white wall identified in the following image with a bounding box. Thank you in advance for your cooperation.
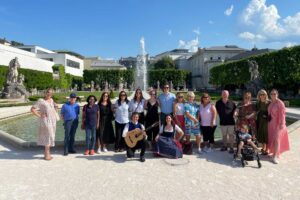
[0,44,54,73]
[37,53,83,77]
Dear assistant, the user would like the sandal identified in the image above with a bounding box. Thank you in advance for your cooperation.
[261,149,268,155]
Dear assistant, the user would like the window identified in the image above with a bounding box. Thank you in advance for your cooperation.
[42,58,53,61]
[67,59,80,69]
[210,57,213,60]
[218,56,221,60]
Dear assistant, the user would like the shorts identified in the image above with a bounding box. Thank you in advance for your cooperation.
[185,123,201,136]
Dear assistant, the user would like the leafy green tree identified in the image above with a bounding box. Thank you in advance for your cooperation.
[154,56,175,69]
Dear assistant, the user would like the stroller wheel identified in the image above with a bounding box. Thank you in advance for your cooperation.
[241,158,245,167]
[258,161,262,168]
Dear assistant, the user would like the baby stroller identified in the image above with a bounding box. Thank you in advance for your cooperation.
[233,127,262,168]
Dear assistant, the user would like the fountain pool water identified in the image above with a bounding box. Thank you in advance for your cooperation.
[0,113,296,143]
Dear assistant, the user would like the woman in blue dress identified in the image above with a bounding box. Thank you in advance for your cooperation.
[155,114,184,158]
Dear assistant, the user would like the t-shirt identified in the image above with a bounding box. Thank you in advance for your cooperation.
[61,102,80,121]
[84,104,99,127]
[216,99,236,126]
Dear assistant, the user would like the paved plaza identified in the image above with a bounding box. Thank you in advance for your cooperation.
[0,123,300,200]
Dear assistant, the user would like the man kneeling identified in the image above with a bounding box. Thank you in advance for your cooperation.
[122,112,147,162]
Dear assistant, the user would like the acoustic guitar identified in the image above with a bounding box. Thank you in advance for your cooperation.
[125,121,159,148]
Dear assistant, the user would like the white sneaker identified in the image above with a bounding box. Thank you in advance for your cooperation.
[96,148,101,154]
[197,148,202,154]
[203,146,208,153]
[272,157,279,164]
[103,148,108,152]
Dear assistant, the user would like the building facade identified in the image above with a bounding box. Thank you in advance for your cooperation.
[188,45,246,89]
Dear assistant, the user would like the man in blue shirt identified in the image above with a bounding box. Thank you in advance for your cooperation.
[61,93,80,155]
[158,83,176,124]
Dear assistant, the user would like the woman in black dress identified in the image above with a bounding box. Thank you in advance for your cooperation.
[145,90,160,144]
[96,92,115,153]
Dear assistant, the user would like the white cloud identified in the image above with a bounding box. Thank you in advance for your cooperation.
[167,29,172,36]
[239,0,300,42]
[193,28,200,35]
[208,20,214,25]
[285,42,298,48]
[239,32,265,41]
[224,5,234,16]
[178,37,199,52]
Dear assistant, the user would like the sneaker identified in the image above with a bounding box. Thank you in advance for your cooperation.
[63,152,68,156]
[237,153,242,159]
[272,157,279,164]
[140,156,146,162]
[96,148,101,154]
[103,147,108,152]
[197,148,202,154]
[84,150,89,155]
[229,148,234,154]
[206,147,212,153]
[69,150,76,154]
[220,146,227,151]
[203,146,208,153]
[89,150,95,155]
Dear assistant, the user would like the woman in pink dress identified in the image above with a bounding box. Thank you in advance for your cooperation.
[267,89,290,164]
[31,88,58,160]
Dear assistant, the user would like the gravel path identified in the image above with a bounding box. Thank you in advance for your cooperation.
[1,126,300,200]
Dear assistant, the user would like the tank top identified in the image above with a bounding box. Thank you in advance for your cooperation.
[175,103,185,115]
[200,103,216,126]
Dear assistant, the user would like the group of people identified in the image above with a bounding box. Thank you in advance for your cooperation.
[30,85,290,164]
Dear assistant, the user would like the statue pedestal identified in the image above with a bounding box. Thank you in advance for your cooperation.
[245,79,264,96]
[1,83,29,100]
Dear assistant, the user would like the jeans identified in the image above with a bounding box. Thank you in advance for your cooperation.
[63,119,78,153]
[115,121,126,150]
[85,125,96,150]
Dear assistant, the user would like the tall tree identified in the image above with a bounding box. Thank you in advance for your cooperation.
[154,56,175,69]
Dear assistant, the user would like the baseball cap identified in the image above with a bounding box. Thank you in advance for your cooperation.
[69,93,77,98]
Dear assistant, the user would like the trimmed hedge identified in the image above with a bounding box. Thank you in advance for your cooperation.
[83,69,134,88]
[209,45,300,91]
[0,65,83,90]
[148,69,191,88]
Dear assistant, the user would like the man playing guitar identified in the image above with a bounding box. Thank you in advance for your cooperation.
[122,112,147,162]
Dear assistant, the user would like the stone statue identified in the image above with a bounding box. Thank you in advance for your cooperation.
[245,60,264,96]
[170,81,173,92]
[248,60,259,81]
[2,57,29,100]
[18,74,25,85]
[7,57,20,84]
[91,80,94,91]
[157,80,160,91]
[105,80,109,91]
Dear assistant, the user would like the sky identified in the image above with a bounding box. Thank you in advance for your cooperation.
[1,0,300,59]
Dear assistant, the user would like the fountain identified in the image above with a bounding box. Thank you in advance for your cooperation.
[135,37,148,91]
[128,37,150,100]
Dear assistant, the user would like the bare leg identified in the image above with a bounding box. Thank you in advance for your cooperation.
[44,146,52,160]
[185,135,191,143]
[196,135,201,149]
[238,141,244,155]
[247,140,259,151]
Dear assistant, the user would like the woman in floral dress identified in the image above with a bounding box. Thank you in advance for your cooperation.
[31,88,58,160]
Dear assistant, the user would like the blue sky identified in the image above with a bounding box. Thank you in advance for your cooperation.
[1,0,300,59]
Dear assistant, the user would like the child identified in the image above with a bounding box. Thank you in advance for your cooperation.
[237,124,259,158]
